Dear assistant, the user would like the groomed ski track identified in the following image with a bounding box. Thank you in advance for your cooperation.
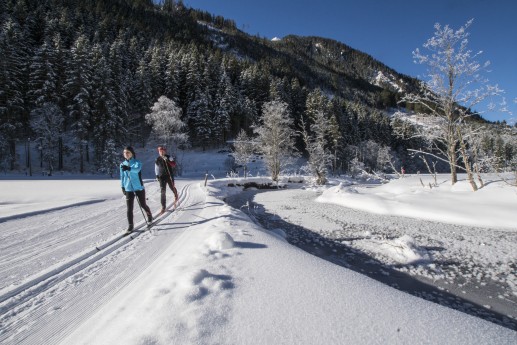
[0,180,206,344]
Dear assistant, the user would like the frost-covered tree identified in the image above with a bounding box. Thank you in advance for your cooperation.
[149,45,165,100]
[214,69,236,143]
[0,18,26,170]
[98,138,119,178]
[233,129,255,178]
[30,103,63,175]
[164,47,179,102]
[187,87,212,149]
[146,95,188,150]
[300,111,332,185]
[90,43,121,169]
[253,100,297,181]
[29,38,57,107]
[401,20,506,190]
[129,51,153,144]
[65,34,93,173]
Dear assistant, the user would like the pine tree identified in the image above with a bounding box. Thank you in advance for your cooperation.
[164,46,179,102]
[0,17,27,170]
[65,34,93,173]
[29,37,57,107]
[30,103,63,175]
[187,87,212,149]
[90,43,121,170]
[99,138,120,177]
[214,69,234,144]
[130,52,153,143]
[149,44,165,100]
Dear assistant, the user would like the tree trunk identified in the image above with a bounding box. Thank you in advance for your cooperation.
[9,140,16,170]
[457,128,478,191]
[448,142,458,184]
[80,143,84,173]
[58,137,63,171]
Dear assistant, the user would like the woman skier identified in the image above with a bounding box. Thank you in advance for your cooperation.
[120,146,153,232]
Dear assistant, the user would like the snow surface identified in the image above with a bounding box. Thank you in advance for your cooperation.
[372,70,403,93]
[0,150,516,344]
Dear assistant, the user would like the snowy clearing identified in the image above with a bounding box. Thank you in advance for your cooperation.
[0,150,516,344]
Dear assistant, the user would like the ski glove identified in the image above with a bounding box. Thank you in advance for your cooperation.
[156,175,160,181]
[121,187,126,195]
[121,165,130,171]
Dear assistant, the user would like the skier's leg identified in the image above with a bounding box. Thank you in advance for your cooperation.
[126,192,135,227]
[168,178,179,200]
[159,177,167,209]
[166,178,178,199]
[136,189,152,222]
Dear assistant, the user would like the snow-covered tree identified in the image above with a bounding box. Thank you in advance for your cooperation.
[30,103,63,175]
[253,100,297,181]
[187,87,212,149]
[233,129,255,178]
[149,45,165,100]
[300,111,332,185]
[146,95,188,150]
[0,18,26,170]
[401,20,507,190]
[164,47,179,102]
[98,138,119,178]
[65,34,93,173]
[90,43,121,170]
[29,38,58,107]
[214,69,236,144]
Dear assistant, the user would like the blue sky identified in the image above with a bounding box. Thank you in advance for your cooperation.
[182,0,517,124]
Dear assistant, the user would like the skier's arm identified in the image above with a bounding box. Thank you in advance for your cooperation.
[130,160,142,173]
[155,162,160,177]
[120,165,125,187]
[166,155,176,168]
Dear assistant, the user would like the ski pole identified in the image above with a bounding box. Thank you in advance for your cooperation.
[125,169,150,226]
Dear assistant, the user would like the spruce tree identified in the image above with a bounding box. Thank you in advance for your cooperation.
[65,34,93,173]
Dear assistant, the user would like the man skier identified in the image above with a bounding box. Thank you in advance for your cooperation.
[155,146,179,214]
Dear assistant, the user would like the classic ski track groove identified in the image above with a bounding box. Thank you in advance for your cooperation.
[0,183,191,311]
[1,183,200,345]
[0,205,126,269]
[0,184,198,344]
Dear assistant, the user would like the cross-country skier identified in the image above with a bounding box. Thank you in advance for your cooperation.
[155,146,179,214]
[120,146,153,232]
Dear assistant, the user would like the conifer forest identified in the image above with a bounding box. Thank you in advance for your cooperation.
[1,0,515,178]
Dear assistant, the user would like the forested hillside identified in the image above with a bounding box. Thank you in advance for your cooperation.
[1,0,514,176]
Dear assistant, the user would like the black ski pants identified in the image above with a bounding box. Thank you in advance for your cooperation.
[158,175,178,208]
[126,189,151,225]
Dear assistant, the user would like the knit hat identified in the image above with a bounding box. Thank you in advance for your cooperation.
[124,146,136,158]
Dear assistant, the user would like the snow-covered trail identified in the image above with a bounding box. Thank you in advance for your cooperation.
[0,179,161,291]
[0,179,206,344]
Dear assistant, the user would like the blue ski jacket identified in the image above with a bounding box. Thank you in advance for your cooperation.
[120,158,145,192]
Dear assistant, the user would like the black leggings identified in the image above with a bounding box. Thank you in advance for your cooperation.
[159,176,179,208]
[126,190,151,225]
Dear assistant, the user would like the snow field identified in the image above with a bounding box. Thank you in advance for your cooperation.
[1,149,516,343]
